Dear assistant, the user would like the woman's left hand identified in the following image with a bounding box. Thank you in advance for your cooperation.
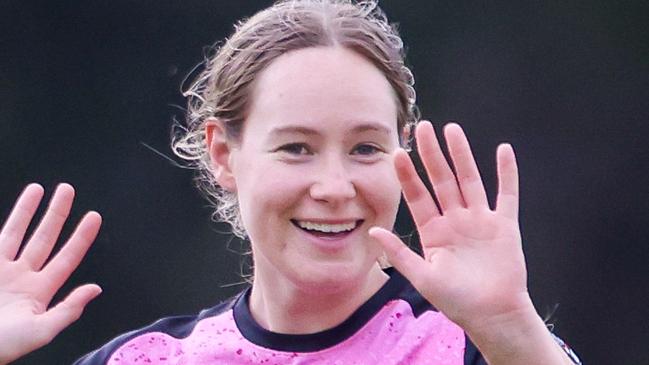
[370,121,531,332]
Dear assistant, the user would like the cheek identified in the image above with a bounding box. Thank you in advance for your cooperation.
[236,164,308,230]
[355,164,402,226]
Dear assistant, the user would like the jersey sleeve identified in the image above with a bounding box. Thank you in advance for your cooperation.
[71,315,196,365]
[551,333,582,364]
[72,297,238,365]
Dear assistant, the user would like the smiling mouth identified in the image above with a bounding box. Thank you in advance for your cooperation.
[291,219,363,236]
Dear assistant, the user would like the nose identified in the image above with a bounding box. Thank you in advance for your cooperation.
[309,158,356,204]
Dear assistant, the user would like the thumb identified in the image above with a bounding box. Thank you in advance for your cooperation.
[37,284,102,344]
[369,227,429,288]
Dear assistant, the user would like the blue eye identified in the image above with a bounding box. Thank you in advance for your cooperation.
[352,144,381,155]
[277,143,311,155]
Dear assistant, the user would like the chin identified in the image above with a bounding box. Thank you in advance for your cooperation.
[287,259,377,296]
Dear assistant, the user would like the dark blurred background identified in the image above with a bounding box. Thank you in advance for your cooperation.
[1,1,647,364]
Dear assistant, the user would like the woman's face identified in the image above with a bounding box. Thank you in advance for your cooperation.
[229,46,402,293]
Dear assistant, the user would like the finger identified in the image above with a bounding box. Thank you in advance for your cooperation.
[41,212,101,296]
[20,183,76,270]
[394,148,440,227]
[416,121,465,211]
[369,227,430,289]
[496,143,519,219]
[0,184,45,260]
[444,123,489,208]
[36,284,102,346]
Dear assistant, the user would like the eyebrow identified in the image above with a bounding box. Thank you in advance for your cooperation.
[268,122,392,137]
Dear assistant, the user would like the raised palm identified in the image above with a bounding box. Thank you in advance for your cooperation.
[372,122,529,331]
[0,184,101,365]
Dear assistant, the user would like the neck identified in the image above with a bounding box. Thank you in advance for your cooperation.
[249,265,389,334]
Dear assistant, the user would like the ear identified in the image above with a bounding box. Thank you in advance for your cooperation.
[400,124,412,146]
[205,118,237,192]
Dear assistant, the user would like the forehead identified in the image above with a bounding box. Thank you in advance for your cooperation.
[244,46,398,137]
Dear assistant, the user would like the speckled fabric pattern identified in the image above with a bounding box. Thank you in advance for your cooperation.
[106,300,464,365]
[73,269,580,365]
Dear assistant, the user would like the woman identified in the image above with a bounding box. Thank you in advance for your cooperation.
[0,1,580,364]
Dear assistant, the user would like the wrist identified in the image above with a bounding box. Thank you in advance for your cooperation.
[463,293,538,339]
[463,296,572,365]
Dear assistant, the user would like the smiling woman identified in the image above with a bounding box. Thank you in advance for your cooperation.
[0,1,582,365]
[210,47,403,311]
[172,0,417,240]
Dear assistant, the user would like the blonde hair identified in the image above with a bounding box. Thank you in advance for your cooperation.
[172,0,418,238]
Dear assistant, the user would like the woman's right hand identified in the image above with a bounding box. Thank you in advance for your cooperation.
[0,184,102,365]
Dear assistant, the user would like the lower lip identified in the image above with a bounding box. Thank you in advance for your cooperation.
[294,224,358,251]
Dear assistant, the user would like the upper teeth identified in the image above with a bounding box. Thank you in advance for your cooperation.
[296,221,357,233]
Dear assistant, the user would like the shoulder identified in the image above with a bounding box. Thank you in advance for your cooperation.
[72,295,239,365]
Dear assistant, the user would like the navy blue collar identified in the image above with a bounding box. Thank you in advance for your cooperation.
[232,268,408,352]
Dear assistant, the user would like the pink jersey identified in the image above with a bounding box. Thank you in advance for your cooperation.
[73,269,580,364]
